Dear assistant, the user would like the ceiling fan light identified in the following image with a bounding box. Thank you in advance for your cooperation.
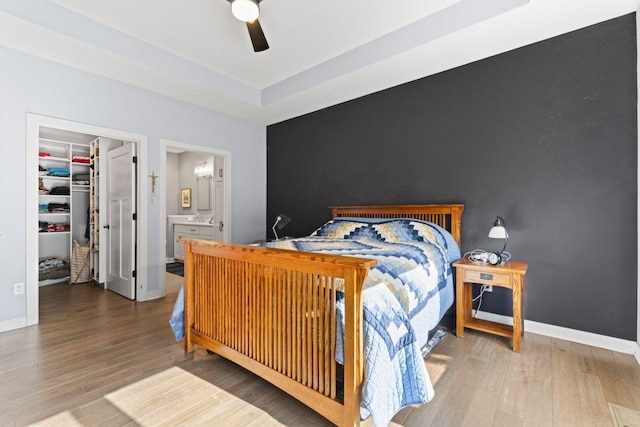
[231,0,259,22]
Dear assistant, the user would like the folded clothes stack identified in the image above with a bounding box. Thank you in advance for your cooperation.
[50,186,70,195]
[38,257,70,281]
[39,221,70,232]
[45,167,70,177]
[72,156,90,164]
[47,202,70,213]
[72,173,90,185]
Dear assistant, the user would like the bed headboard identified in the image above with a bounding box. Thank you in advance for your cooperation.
[330,204,464,247]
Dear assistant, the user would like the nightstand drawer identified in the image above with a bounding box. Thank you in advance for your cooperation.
[464,269,510,285]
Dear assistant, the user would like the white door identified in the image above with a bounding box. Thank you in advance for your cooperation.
[106,144,136,299]
[213,155,225,241]
[213,180,224,240]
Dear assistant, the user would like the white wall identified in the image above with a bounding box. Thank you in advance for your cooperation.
[166,152,180,216]
[0,46,266,325]
[178,152,212,216]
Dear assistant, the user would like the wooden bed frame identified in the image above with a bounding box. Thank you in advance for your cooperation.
[182,204,463,426]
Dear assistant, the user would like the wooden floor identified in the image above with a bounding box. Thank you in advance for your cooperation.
[1,275,640,426]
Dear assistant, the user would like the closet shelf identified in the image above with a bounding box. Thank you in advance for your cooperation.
[39,175,70,180]
[39,155,69,163]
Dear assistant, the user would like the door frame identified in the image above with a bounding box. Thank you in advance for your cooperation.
[26,114,149,326]
[159,139,231,297]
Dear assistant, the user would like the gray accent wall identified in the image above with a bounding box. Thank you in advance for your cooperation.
[267,14,638,340]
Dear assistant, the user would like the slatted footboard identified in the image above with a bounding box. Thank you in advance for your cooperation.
[183,240,376,426]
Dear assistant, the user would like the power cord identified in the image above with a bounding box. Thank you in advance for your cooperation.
[472,284,492,317]
[463,249,511,265]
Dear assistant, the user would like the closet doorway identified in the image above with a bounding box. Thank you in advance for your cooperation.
[26,114,149,326]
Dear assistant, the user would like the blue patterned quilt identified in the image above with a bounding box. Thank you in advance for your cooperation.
[169,219,459,427]
[263,219,459,426]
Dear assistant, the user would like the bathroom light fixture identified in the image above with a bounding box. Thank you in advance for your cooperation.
[194,161,212,177]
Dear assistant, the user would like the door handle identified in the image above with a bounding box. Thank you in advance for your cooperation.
[103,225,110,229]
[218,221,224,232]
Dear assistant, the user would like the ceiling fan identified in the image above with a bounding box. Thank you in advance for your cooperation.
[227,0,269,52]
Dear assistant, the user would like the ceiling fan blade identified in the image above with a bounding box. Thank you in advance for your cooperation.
[246,19,269,52]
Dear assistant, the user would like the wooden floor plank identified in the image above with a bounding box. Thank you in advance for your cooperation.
[493,409,524,427]
[460,391,500,427]
[612,351,640,389]
[552,370,584,427]
[475,336,511,394]
[521,392,552,427]
[497,350,531,418]
[526,333,553,398]
[627,384,640,410]
[576,371,614,426]
[570,341,598,375]
[430,356,488,425]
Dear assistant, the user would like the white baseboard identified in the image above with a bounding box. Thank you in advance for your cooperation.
[474,310,640,359]
[144,289,165,301]
[0,316,27,333]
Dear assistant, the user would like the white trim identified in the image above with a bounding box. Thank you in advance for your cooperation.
[145,288,166,301]
[636,6,640,364]
[26,114,149,327]
[136,134,149,301]
[474,310,640,358]
[159,139,232,298]
[0,316,27,333]
[26,115,40,325]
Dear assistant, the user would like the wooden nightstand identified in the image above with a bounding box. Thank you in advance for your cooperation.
[453,258,529,351]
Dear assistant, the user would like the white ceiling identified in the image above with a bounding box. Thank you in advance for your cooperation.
[0,0,638,125]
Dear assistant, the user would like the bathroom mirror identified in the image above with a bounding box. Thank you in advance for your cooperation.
[197,176,212,210]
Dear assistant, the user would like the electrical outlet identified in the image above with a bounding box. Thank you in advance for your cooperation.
[14,282,25,295]
[483,284,493,293]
